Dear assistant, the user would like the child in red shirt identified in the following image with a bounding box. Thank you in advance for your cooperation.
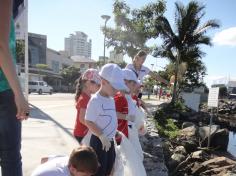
[73,69,101,143]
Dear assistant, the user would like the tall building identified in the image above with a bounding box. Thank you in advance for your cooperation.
[64,31,92,58]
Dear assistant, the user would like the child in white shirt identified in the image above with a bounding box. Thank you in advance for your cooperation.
[85,64,128,176]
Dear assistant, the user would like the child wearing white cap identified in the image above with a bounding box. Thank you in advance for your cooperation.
[85,64,128,176]
[114,69,139,143]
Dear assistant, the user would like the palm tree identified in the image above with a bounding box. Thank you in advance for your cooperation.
[153,1,219,104]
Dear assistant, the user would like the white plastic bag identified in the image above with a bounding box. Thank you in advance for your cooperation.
[134,107,147,135]
[81,131,92,146]
[113,133,147,176]
[113,144,124,176]
[128,126,144,161]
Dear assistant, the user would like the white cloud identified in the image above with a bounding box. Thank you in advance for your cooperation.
[213,27,236,46]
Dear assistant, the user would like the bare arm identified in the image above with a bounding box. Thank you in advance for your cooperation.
[85,120,103,137]
[0,0,29,120]
[79,108,86,125]
[149,71,169,85]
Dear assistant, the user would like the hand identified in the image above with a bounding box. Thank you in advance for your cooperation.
[126,114,136,122]
[14,93,29,120]
[99,134,111,152]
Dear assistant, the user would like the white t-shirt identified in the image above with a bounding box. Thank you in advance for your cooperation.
[126,64,151,83]
[31,156,70,176]
[85,92,118,139]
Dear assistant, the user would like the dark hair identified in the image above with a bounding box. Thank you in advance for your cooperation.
[75,77,87,101]
[69,146,99,174]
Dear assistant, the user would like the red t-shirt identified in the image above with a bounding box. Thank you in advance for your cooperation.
[132,95,141,107]
[114,92,128,138]
[73,92,90,137]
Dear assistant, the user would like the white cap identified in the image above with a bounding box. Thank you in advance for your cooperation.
[99,64,129,91]
[122,68,138,83]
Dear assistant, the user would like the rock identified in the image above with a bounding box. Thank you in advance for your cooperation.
[192,157,236,175]
[168,153,186,168]
[182,122,195,129]
[191,150,208,160]
[198,126,229,150]
[171,153,185,163]
[198,125,220,141]
[182,139,198,153]
[180,126,198,137]
[173,146,187,155]
[211,128,229,151]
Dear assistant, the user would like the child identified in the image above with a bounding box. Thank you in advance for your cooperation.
[31,146,99,176]
[114,69,138,142]
[85,64,128,176]
[73,69,101,143]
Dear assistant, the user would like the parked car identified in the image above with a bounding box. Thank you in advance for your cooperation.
[29,81,53,95]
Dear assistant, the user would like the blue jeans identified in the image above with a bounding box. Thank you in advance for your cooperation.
[0,90,22,176]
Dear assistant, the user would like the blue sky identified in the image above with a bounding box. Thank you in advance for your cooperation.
[28,0,236,87]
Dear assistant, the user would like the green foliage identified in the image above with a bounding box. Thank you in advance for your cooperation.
[104,0,166,58]
[60,66,81,86]
[16,40,25,64]
[155,118,179,139]
[171,100,187,112]
[36,64,48,70]
[153,1,220,103]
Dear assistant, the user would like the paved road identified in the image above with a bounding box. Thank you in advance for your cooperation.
[0,93,166,175]
[22,93,78,175]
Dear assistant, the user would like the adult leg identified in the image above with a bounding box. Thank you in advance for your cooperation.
[0,90,22,176]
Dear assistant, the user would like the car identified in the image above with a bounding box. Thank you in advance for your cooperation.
[29,81,53,95]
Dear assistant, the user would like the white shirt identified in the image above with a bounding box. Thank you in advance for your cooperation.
[85,92,118,139]
[31,156,70,176]
[126,64,151,83]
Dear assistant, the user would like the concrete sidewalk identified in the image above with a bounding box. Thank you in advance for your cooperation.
[22,94,78,175]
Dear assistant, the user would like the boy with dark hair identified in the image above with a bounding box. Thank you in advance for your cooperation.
[31,146,99,176]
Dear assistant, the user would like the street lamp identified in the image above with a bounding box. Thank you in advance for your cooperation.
[101,15,111,64]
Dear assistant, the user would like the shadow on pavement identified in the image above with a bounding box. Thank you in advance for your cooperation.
[29,104,74,139]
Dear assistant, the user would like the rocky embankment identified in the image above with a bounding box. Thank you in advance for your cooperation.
[162,122,236,175]
[140,116,168,176]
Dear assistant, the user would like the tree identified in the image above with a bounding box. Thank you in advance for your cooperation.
[60,66,81,90]
[104,0,166,58]
[153,1,219,104]
[16,40,25,64]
